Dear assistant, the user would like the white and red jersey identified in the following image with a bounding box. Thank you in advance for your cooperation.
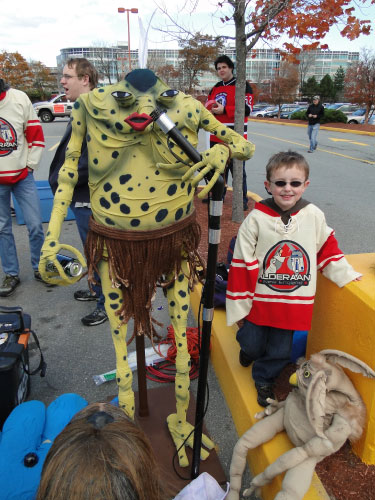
[0,88,44,184]
[207,78,253,144]
[226,201,361,331]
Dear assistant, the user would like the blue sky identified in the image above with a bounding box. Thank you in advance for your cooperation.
[1,0,374,67]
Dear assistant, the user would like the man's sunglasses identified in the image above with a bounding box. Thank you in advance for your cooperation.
[270,180,305,187]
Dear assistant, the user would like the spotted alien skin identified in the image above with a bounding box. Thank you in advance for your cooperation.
[39,69,255,467]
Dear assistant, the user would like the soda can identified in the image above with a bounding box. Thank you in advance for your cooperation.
[45,254,83,278]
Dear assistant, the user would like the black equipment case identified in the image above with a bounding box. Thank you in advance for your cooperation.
[0,306,46,428]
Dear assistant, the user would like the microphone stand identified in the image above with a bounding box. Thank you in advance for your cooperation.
[150,109,225,478]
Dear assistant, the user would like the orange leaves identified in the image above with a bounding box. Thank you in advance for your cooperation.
[0,51,34,91]
[344,50,375,108]
[242,0,374,52]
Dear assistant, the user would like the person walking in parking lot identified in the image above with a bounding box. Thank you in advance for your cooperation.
[307,95,324,153]
[49,58,107,327]
[0,78,46,297]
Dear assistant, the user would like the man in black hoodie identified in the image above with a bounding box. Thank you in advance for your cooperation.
[306,95,324,153]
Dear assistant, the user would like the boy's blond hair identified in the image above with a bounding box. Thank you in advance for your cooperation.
[266,151,309,181]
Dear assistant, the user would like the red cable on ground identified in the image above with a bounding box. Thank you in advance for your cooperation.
[146,325,207,383]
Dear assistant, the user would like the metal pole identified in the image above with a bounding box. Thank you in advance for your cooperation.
[191,177,224,479]
[127,10,131,71]
[135,334,149,417]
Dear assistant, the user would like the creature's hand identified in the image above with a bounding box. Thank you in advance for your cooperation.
[167,413,215,467]
[39,241,86,286]
[243,468,273,497]
[255,398,282,419]
[0,394,87,500]
[181,144,230,198]
[243,483,262,498]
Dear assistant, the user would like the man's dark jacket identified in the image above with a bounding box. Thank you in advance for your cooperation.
[306,103,324,126]
[48,122,89,203]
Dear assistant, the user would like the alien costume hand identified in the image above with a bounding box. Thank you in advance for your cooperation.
[39,241,86,286]
[181,144,229,198]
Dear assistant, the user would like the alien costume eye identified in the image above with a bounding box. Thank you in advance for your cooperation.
[111,91,135,107]
[112,91,131,98]
[161,89,179,97]
[303,370,311,378]
[157,89,179,107]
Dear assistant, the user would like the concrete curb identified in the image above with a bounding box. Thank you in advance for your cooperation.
[190,285,330,500]
[248,118,375,136]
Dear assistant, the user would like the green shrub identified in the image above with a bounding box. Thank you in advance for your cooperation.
[290,110,307,120]
[321,109,347,124]
[290,108,347,124]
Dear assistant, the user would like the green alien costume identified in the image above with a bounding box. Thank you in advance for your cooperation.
[39,69,255,466]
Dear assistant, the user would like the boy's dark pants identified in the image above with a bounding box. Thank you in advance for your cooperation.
[236,320,293,385]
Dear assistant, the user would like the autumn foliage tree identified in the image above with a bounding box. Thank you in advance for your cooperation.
[0,51,33,90]
[261,62,299,114]
[29,61,57,100]
[344,48,375,123]
[178,33,224,93]
[155,64,181,87]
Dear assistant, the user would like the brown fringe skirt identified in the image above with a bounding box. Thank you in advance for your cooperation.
[85,211,205,343]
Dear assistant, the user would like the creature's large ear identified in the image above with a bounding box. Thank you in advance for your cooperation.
[305,369,327,438]
[320,350,375,378]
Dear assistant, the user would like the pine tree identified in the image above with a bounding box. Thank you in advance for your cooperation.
[319,74,336,103]
[301,76,320,99]
[333,66,345,101]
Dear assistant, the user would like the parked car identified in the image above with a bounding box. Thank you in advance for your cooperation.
[346,109,366,124]
[33,94,74,123]
[250,106,278,117]
[264,104,302,118]
[251,104,269,114]
[325,103,359,116]
[282,106,307,119]
[360,114,375,125]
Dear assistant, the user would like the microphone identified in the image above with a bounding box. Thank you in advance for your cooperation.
[150,108,202,164]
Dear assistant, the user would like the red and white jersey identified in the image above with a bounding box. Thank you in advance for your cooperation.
[0,88,44,184]
[207,78,253,144]
[226,202,361,331]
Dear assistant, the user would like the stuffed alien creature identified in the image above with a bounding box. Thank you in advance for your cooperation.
[39,69,255,466]
[227,350,375,500]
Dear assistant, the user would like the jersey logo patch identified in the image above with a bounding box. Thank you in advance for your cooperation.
[0,118,17,157]
[215,92,227,107]
[258,240,311,292]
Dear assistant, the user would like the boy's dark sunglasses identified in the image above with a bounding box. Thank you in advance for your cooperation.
[270,180,305,187]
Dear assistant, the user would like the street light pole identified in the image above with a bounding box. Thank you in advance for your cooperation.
[118,7,139,72]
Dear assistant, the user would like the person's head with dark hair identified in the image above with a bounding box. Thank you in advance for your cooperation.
[214,55,234,71]
[264,151,310,211]
[60,58,98,101]
[214,55,235,83]
[36,402,168,500]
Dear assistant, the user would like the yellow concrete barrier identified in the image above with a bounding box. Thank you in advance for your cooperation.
[307,253,375,464]
[190,284,329,500]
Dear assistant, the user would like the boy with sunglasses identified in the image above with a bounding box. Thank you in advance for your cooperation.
[226,150,361,406]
